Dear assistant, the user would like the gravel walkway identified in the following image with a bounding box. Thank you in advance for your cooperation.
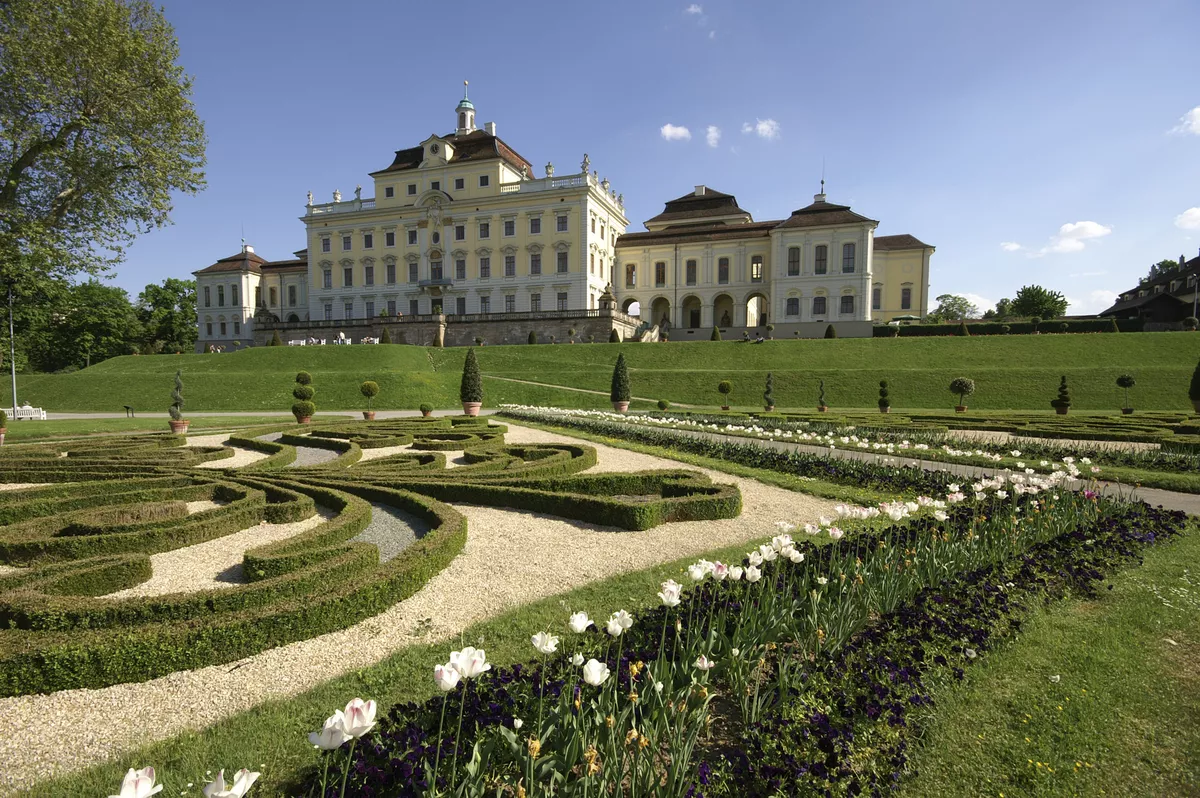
[351,503,430,562]
[356,444,413,462]
[103,510,333,599]
[184,499,226,514]
[287,440,342,468]
[188,434,271,469]
[0,422,835,789]
[946,428,1161,452]
[0,483,51,492]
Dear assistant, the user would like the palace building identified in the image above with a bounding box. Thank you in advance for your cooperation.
[193,87,932,350]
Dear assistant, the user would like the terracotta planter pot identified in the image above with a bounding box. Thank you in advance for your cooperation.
[879,407,890,413]
[1121,408,1134,415]
[421,410,433,418]
[955,405,968,413]
[462,402,482,417]
[362,411,376,421]
[721,405,731,411]
[295,415,312,424]
[1055,406,1068,415]
[168,420,190,434]
[764,405,775,412]
[612,401,630,412]
[817,406,828,413]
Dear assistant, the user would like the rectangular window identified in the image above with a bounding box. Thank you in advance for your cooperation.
[456,297,466,315]
[365,301,375,318]
[815,245,828,274]
[590,253,595,274]
[557,251,569,273]
[530,217,541,235]
[431,260,443,280]
[872,287,881,310]
[479,175,489,187]
[321,237,331,253]
[787,247,800,276]
[750,255,763,283]
[504,255,516,277]
[342,235,352,251]
[230,285,239,305]
[363,233,373,249]
[384,186,394,198]
[407,184,417,195]
[504,294,516,313]
[479,222,490,239]
[410,299,420,315]
[454,178,464,190]
[455,225,465,241]
[288,285,297,306]
[901,287,912,310]
[625,264,636,288]
[268,287,276,306]
[365,266,374,286]
[530,253,541,275]
[591,218,596,233]
[840,295,855,315]
[503,219,515,237]
[324,303,333,321]
[219,321,226,336]
[431,181,440,191]
[408,263,418,283]
[385,231,395,247]
[600,223,605,238]
[387,300,396,316]
[557,292,568,311]
[217,286,225,307]
[654,261,666,287]
[813,296,827,316]
[718,257,729,284]
[203,286,211,307]
[531,292,541,312]
[480,257,491,279]
[233,319,240,335]
[323,270,332,290]
[255,286,262,307]
[344,301,354,319]
[205,322,212,336]
[343,267,353,287]
[386,263,396,284]
[786,297,800,316]
[455,259,466,280]
[842,243,856,273]
[686,259,697,285]
[407,230,418,245]
[557,214,568,232]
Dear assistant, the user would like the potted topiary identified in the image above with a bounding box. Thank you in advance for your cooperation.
[1190,358,1200,414]
[475,336,485,347]
[763,372,775,411]
[1116,374,1135,415]
[717,379,733,411]
[711,326,722,341]
[611,353,631,412]
[588,334,595,343]
[949,377,975,412]
[360,380,379,420]
[168,370,189,434]
[817,379,828,412]
[567,328,576,343]
[878,380,891,414]
[1058,322,1069,333]
[1050,375,1071,415]
[292,371,316,424]
[0,409,7,446]
[549,334,557,345]
[460,348,483,416]
[419,403,434,418]
[657,399,670,411]
[1030,316,1042,334]
[766,324,775,340]
[1185,317,1199,331]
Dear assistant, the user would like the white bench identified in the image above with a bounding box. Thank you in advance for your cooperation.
[288,339,306,346]
[5,406,47,421]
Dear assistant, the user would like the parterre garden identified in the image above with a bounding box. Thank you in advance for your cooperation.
[1,358,1198,796]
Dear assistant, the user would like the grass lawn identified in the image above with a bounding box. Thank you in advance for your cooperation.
[0,415,299,441]
[3,333,1198,412]
[901,522,1200,797]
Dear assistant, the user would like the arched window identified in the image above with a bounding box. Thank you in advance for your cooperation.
[842,243,856,273]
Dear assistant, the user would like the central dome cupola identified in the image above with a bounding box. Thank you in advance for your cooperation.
[456,81,476,135]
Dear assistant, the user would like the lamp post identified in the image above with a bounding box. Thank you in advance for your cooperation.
[6,280,15,412]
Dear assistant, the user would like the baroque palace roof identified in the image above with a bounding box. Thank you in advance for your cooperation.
[368,129,534,177]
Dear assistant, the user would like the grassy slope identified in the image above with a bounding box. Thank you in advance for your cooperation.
[4,333,1197,412]
[901,523,1200,797]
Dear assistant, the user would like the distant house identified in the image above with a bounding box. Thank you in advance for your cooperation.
[1100,251,1200,325]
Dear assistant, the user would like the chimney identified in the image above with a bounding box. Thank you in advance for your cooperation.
[484,121,496,136]
[694,185,706,196]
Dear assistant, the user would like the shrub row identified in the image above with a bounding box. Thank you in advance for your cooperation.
[872,318,1143,336]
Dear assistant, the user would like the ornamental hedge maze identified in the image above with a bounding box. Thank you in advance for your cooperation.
[0,417,740,696]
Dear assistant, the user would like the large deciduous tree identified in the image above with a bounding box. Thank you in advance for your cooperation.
[1010,285,1069,319]
[0,0,206,289]
[928,294,981,322]
[137,277,196,353]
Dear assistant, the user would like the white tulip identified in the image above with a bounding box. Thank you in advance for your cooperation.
[110,767,163,798]
[816,576,829,586]
[827,527,845,541]
[747,551,763,567]
[567,612,593,634]
[694,655,716,671]
[759,544,778,562]
[531,631,560,655]
[745,565,762,583]
[202,768,260,798]
[514,718,524,729]
[687,563,707,581]
[309,711,351,750]
[582,658,611,686]
[571,652,585,666]
[711,561,729,581]
[434,663,461,692]
[729,566,744,581]
[342,698,377,739]
[450,646,492,679]
[657,580,683,607]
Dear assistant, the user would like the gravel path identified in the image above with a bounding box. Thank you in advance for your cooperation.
[103,510,333,599]
[287,440,342,468]
[188,434,271,469]
[946,428,1161,452]
[0,483,51,492]
[184,499,226,514]
[356,444,413,462]
[351,503,430,562]
[0,422,835,789]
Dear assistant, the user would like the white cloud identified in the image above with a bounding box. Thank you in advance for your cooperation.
[709,29,716,39]
[685,3,703,13]
[1066,289,1119,316]
[958,292,995,314]
[741,119,781,140]
[1000,242,1022,252]
[705,125,721,148]
[1170,106,1200,136]
[660,123,692,142]
[1038,220,1112,255]
[1175,207,1200,230]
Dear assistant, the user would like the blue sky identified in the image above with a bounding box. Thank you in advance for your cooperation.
[113,0,1200,316]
